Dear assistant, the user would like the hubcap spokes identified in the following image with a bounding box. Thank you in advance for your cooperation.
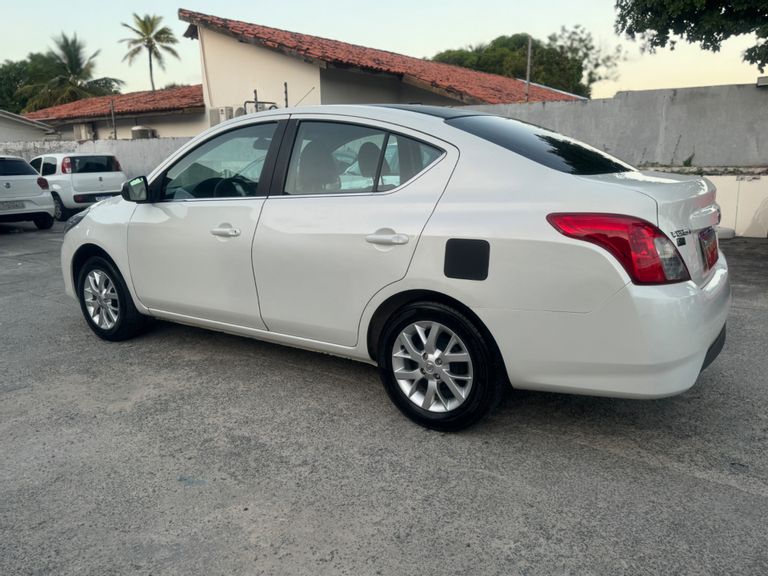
[83,270,119,330]
[391,321,473,413]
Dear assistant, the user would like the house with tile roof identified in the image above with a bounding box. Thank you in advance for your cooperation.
[25,84,207,140]
[178,8,581,124]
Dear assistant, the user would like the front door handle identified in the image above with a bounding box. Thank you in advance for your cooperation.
[365,230,409,246]
[210,225,241,238]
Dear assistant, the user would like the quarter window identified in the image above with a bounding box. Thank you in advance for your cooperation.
[29,158,42,173]
[41,157,57,176]
[284,121,443,195]
[161,123,277,201]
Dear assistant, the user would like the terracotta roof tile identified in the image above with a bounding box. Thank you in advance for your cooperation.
[178,9,580,105]
[25,84,204,122]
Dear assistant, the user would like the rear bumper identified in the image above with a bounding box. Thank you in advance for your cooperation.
[476,255,731,399]
[0,194,55,221]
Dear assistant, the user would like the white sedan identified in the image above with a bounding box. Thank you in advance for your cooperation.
[60,105,730,430]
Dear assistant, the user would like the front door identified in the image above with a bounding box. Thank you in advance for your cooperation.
[127,119,284,329]
[252,117,457,346]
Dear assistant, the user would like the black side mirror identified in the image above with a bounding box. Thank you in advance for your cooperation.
[121,176,149,203]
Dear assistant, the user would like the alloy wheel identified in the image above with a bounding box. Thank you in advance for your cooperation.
[83,269,120,330]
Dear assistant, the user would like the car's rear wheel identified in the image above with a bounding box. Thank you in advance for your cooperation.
[378,302,504,431]
[33,214,54,230]
[52,193,71,221]
[77,256,146,341]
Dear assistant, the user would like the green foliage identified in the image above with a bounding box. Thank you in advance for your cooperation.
[17,34,122,112]
[0,59,33,114]
[121,13,180,91]
[432,26,623,98]
[615,0,768,71]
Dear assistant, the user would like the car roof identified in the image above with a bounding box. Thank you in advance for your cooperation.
[31,153,117,159]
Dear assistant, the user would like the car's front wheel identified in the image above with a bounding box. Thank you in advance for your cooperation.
[378,302,504,431]
[77,256,146,341]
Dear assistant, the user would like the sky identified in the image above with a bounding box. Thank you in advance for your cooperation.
[0,0,762,99]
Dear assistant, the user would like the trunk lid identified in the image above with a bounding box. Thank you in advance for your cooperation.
[0,157,44,200]
[69,156,126,193]
[580,170,720,286]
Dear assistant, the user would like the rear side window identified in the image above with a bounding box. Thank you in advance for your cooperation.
[0,158,37,176]
[447,115,634,175]
[70,156,121,173]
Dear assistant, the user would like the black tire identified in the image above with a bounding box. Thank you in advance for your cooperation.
[377,302,504,431]
[76,256,146,341]
[52,193,71,222]
[33,214,54,230]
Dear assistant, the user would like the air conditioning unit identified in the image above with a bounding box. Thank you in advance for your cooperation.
[218,106,234,121]
[234,107,246,117]
[131,126,156,139]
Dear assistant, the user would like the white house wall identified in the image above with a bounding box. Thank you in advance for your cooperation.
[200,28,321,110]
[0,116,52,142]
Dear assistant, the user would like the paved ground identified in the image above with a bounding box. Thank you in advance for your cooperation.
[1,222,767,576]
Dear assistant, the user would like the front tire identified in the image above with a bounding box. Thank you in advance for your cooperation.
[77,256,146,341]
[378,302,504,431]
[33,214,54,230]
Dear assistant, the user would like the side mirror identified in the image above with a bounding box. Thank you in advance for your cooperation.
[121,176,149,203]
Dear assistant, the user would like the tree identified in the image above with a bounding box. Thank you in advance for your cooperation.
[615,0,768,71]
[0,59,32,114]
[17,34,122,112]
[120,13,180,91]
[432,26,622,97]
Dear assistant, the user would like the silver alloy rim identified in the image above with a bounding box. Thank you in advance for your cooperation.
[391,321,474,413]
[83,269,119,330]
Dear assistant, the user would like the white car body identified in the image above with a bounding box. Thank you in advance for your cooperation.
[60,105,730,426]
[0,155,54,227]
[30,153,126,219]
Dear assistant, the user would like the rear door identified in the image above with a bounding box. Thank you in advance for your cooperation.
[252,116,456,346]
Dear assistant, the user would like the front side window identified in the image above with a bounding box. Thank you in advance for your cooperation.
[284,122,443,195]
[41,157,57,176]
[161,122,277,201]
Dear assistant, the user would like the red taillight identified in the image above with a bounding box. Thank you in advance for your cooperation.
[113,158,122,172]
[37,177,49,190]
[61,157,71,174]
[547,213,690,285]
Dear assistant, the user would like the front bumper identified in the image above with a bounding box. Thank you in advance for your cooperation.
[476,255,731,399]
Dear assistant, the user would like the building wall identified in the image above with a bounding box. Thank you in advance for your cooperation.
[319,68,460,106]
[65,113,208,141]
[467,84,768,168]
[0,116,53,142]
[199,28,321,110]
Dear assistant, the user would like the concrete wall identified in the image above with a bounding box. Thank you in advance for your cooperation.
[0,138,191,179]
[467,84,768,168]
[710,175,768,238]
[0,116,53,142]
[319,68,459,106]
[200,28,321,110]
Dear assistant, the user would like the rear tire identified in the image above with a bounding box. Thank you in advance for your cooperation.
[33,214,54,230]
[377,302,504,431]
[77,256,146,341]
[52,193,71,222]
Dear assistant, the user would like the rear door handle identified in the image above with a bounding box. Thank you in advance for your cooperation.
[365,231,409,245]
[210,225,241,238]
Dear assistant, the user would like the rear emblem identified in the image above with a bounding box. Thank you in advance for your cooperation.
[670,228,691,238]
[3,182,9,189]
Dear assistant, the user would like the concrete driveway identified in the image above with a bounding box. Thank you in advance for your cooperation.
[1,222,767,576]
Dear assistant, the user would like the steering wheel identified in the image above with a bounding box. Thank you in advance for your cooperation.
[213,176,251,198]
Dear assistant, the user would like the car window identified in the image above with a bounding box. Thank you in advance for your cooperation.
[69,156,121,173]
[41,157,57,176]
[284,122,443,195]
[29,158,42,173]
[447,115,634,175]
[0,158,37,176]
[161,123,278,201]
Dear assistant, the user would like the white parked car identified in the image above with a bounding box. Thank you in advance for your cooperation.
[29,153,126,221]
[60,105,730,430]
[0,155,54,229]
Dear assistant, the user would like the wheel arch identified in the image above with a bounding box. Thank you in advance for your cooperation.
[365,289,508,379]
[71,243,123,289]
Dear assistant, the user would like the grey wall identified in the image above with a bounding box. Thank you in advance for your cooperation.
[0,138,191,179]
[466,84,768,167]
[320,68,460,106]
[0,116,53,142]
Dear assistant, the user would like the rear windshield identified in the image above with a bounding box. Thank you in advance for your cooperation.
[447,115,634,175]
[70,156,120,173]
[0,158,37,176]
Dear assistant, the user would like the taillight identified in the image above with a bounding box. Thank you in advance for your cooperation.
[547,213,690,285]
[113,158,122,172]
[37,177,49,190]
[61,157,71,174]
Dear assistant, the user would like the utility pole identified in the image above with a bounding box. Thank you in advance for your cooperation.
[525,35,532,102]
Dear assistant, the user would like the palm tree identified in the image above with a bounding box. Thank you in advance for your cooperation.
[19,33,123,111]
[120,13,180,91]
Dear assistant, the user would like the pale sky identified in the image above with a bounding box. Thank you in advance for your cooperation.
[0,0,762,99]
